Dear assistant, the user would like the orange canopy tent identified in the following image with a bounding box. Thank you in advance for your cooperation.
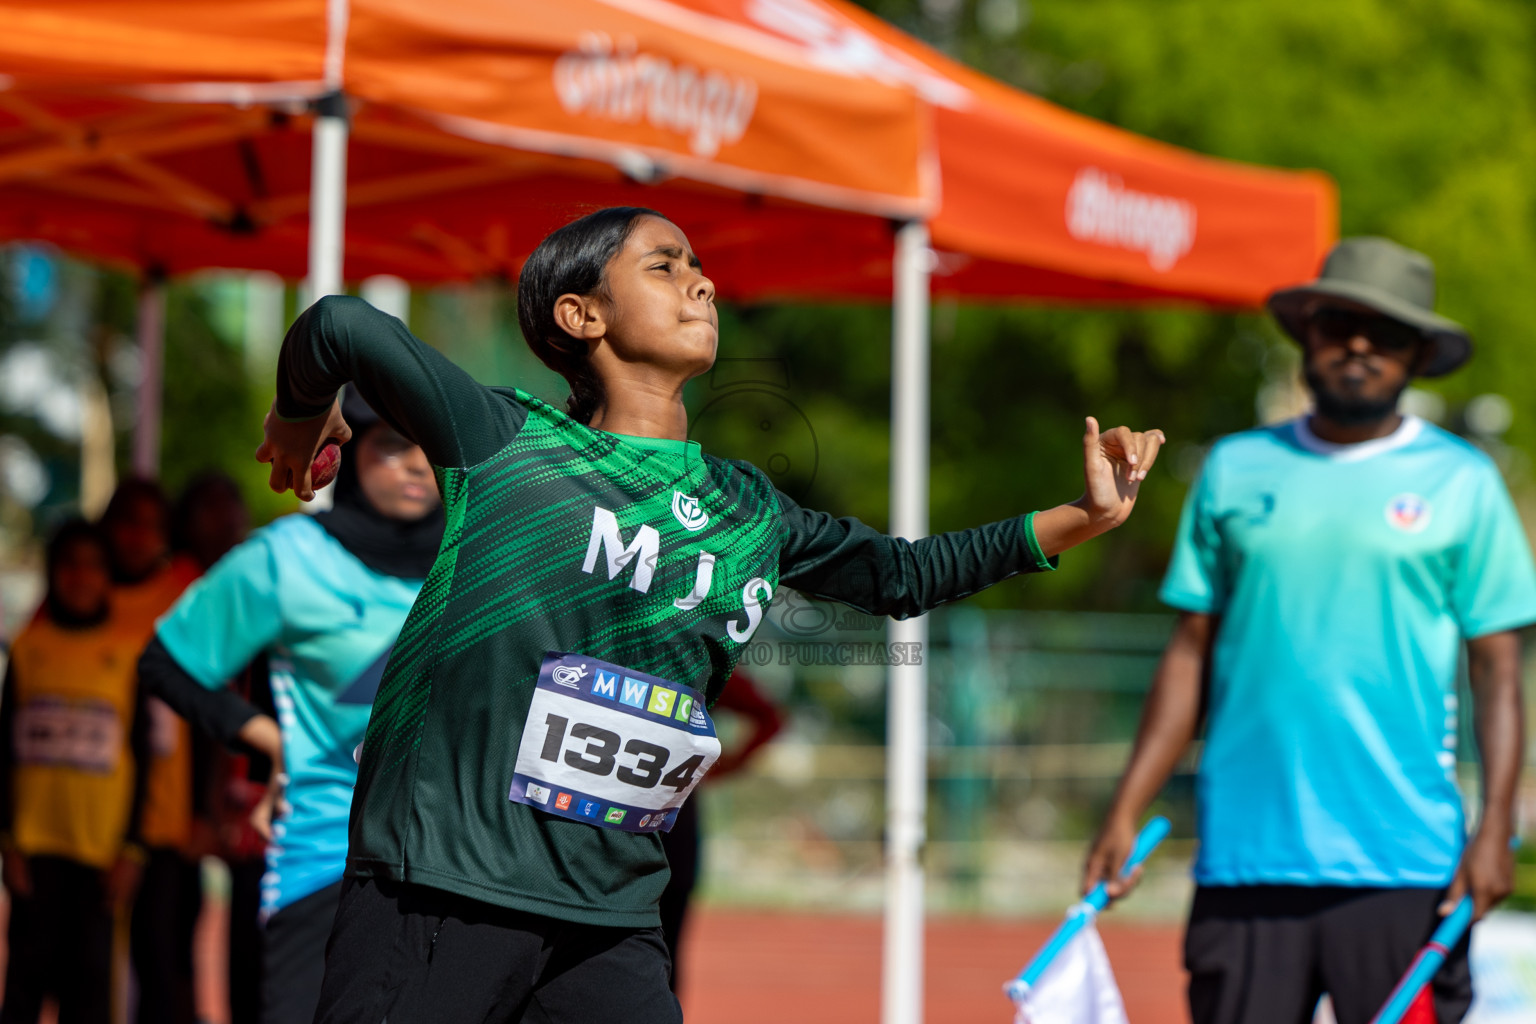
[0,0,1332,304]
[0,5,1334,1022]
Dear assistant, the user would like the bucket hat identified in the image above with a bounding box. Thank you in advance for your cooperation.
[1266,236,1471,377]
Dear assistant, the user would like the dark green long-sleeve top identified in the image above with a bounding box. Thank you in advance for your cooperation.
[275,295,1056,926]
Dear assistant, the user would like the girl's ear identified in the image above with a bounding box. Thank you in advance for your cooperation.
[554,293,607,343]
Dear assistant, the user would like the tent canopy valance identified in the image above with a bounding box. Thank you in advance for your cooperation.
[0,0,1334,305]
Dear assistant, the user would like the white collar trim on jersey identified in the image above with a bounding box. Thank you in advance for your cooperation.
[1291,414,1425,461]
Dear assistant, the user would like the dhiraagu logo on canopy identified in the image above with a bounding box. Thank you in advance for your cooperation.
[552,35,758,158]
[1066,167,1197,271]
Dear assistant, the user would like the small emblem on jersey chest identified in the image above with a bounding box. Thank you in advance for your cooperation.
[672,491,710,532]
[1385,493,1432,533]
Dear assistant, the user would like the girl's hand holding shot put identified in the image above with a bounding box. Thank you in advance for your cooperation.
[255,395,352,501]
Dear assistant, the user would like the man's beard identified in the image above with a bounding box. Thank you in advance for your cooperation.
[1303,366,1407,427]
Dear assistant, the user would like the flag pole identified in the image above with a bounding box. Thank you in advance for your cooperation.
[1005,816,1172,1001]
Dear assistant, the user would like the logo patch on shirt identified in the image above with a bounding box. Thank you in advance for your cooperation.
[1385,493,1432,533]
[672,491,709,532]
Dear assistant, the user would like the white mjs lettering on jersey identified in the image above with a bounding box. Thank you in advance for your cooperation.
[579,505,773,641]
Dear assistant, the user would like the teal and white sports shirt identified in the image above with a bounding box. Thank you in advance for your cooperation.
[1163,415,1536,887]
[155,514,423,912]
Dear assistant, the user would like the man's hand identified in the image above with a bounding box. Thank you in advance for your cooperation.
[1078,417,1166,532]
[2,847,31,898]
[102,852,144,909]
[1082,812,1144,901]
[1440,827,1515,921]
[255,396,351,501]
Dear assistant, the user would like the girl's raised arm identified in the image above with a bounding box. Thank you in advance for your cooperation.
[775,494,1057,620]
[775,418,1163,617]
[260,295,524,496]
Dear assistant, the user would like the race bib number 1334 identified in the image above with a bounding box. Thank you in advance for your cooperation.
[509,652,720,833]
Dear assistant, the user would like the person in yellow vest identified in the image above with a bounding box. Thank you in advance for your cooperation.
[168,472,262,1024]
[99,479,201,1024]
[0,519,150,1024]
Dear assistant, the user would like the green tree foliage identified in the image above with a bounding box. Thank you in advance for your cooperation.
[1014,0,1536,428]
[157,280,298,524]
[743,0,1536,610]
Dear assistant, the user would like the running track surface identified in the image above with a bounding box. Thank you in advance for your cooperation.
[2,900,1193,1022]
[174,905,1187,1023]
[676,910,1189,1024]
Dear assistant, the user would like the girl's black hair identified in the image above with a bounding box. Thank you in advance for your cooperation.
[517,207,664,424]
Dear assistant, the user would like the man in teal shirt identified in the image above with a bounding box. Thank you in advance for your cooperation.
[1084,238,1536,1024]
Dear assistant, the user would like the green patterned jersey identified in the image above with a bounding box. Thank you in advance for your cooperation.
[276,297,1057,926]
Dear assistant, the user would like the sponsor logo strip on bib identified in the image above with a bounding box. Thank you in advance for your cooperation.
[509,652,720,833]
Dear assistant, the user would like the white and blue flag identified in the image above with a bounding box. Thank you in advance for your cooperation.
[1008,915,1129,1024]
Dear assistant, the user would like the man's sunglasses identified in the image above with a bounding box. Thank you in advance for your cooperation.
[1309,307,1422,353]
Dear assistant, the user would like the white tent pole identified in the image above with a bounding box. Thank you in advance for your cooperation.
[133,277,166,478]
[307,91,348,304]
[882,220,931,1024]
[303,90,348,512]
[306,0,348,511]
[308,0,350,305]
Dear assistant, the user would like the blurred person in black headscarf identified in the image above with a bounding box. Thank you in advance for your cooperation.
[138,387,443,1024]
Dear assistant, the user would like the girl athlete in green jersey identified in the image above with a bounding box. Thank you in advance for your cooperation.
[258,208,1164,1024]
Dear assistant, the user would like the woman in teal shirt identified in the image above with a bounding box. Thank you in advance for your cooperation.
[139,390,442,1024]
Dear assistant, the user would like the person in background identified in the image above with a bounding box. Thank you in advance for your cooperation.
[139,388,444,1024]
[0,520,149,1024]
[171,472,263,1024]
[1083,238,1536,1024]
[170,472,250,579]
[658,668,782,994]
[100,478,201,1024]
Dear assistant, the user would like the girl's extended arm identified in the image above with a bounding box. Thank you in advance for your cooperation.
[777,418,1162,618]
[262,295,526,495]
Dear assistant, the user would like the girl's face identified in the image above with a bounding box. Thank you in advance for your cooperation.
[356,423,440,521]
[51,539,110,619]
[571,216,718,380]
